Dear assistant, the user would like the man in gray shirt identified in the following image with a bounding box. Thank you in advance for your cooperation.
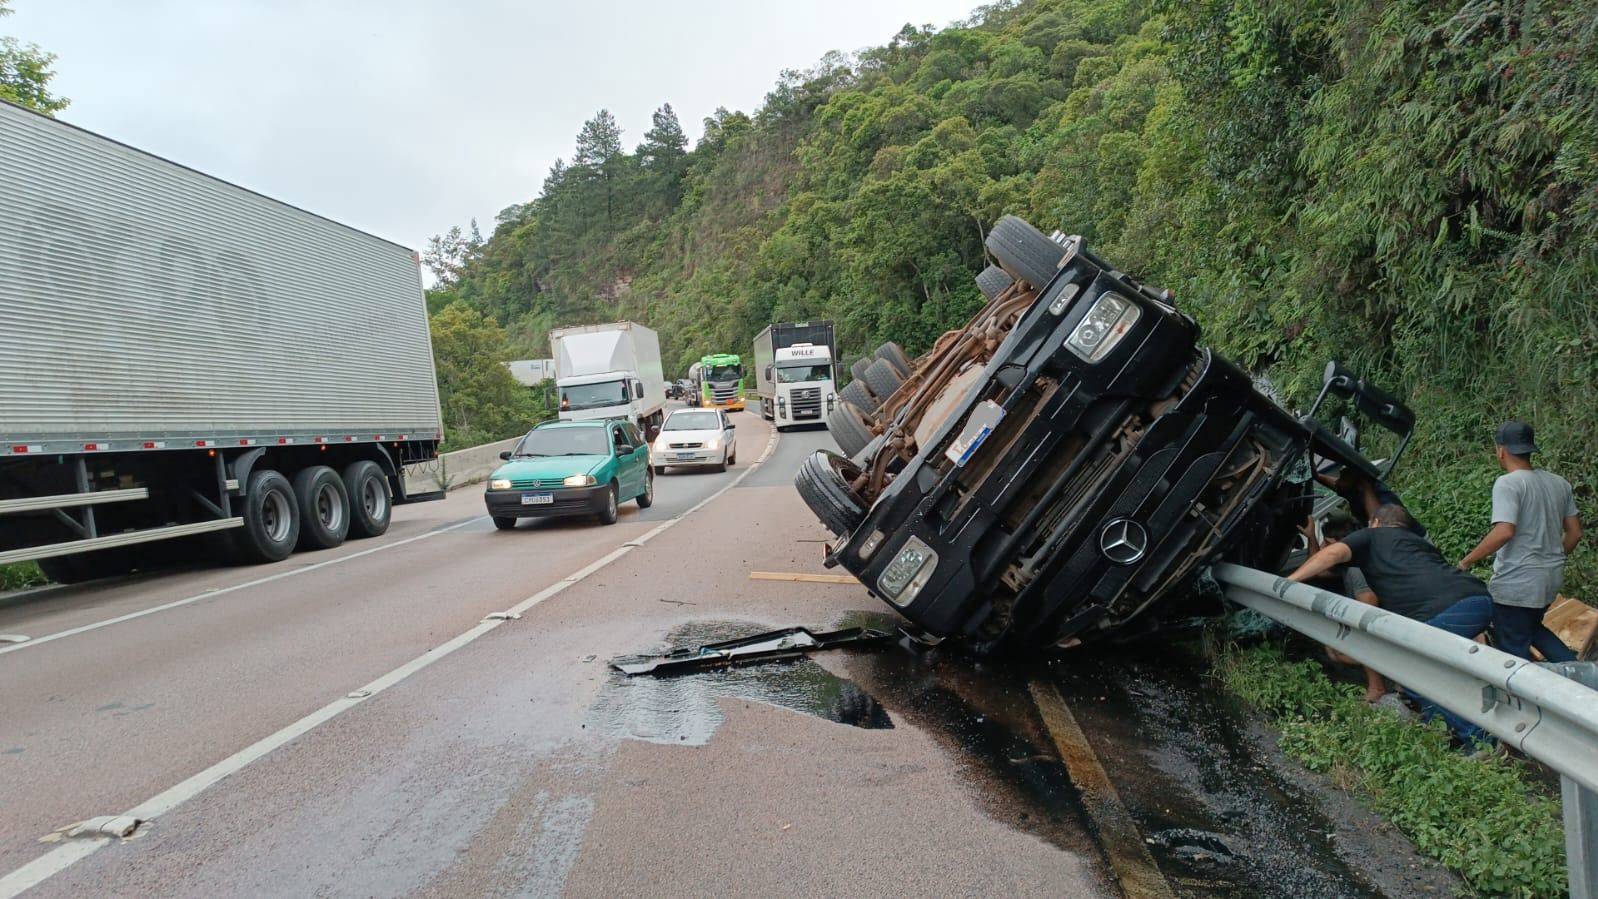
[1458,421,1583,662]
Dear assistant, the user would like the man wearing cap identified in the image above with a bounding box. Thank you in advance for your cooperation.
[1457,421,1582,662]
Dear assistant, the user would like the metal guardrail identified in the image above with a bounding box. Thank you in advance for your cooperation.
[1213,562,1598,899]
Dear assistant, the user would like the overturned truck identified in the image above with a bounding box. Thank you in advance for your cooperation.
[798,216,1412,653]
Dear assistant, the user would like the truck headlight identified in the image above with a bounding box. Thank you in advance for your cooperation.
[1065,292,1140,363]
[563,474,597,487]
[489,478,512,490]
[877,537,937,606]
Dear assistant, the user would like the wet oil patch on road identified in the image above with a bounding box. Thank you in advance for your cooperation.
[1052,647,1406,898]
[588,619,892,746]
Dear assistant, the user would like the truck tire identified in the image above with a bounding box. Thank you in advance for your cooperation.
[841,380,879,413]
[985,215,1065,290]
[827,400,873,457]
[236,468,299,563]
[975,264,1015,300]
[292,465,350,551]
[862,358,904,402]
[794,450,866,537]
[874,342,912,377]
[850,357,872,381]
[342,460,392,539]
[597,481,619,525]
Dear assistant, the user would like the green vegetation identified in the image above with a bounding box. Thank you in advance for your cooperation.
[1218,642,1566,897]
[431,0,1594,588]
[0,0,67,115]
[429,303,553,447]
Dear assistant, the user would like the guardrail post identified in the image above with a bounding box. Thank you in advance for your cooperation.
[1545,661,1598,899]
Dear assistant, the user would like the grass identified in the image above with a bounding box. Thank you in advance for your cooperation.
[1215,640,1568,897]
[0,561,46,592]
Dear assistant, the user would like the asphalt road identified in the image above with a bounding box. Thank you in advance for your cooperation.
[0,414,1438,898]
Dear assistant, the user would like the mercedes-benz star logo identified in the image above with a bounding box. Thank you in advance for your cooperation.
[1099,518,1149,565]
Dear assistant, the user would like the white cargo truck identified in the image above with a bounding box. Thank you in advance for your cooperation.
[0,99,444,583]
[751,321,838,429]
[550,322,667,436]
[505,359,557,386]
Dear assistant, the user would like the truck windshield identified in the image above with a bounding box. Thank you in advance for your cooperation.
[513,428,609,457]
[560,380,628,411]
[708,365,743,381]
[777,364,831,383]
[663,411,720,431]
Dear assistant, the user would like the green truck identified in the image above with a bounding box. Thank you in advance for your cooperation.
[695,353,746,412]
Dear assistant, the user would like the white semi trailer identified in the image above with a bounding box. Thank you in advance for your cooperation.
[751,321,838,429]
[550,322,667,437]
[0,99,444,583]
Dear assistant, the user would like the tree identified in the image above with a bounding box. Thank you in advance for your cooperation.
[573,109,624,227]
[0,0,68,115]
[428,303,547,446]
[638,104,688,212]
[421,222,482,288]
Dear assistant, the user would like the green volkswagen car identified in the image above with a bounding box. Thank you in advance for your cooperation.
[484,419,654,529]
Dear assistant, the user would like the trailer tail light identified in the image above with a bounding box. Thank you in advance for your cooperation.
[194,440,216,448]
[278,437,294,445]
[83,443,105,451]
[142,441,166,449]
[12,445,42,454]
[238,439,256,446]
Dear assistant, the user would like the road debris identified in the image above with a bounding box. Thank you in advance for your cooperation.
[612,626,892,676]
[748,571,861,585]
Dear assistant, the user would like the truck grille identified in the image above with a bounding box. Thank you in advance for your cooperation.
[791,387,822,416]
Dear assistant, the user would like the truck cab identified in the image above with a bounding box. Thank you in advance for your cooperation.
[698,354,746,412]
[770,343,836,428]
[557,371,649,426]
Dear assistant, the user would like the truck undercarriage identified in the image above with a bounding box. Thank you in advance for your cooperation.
[799,216,1412,653]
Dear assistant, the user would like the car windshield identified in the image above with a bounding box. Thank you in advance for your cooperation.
[777,363,831,383]
[512,427,609,457]
[560,380,627,411]
[663,411,720,431]
[707,365,742,381]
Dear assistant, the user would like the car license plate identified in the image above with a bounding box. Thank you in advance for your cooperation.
[521,493,553,505]
[673,453,697,461]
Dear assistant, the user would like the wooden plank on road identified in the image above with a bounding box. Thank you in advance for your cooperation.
[748,571,861,585]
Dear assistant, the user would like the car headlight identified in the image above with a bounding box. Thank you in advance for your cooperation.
[1065,292,1140,362]
[705,437,720,450]
[563,474,597,487]
[652,439,667,452]
[877,537,937,606]
[489,478,512,490]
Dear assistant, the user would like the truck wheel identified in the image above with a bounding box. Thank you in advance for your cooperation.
[874,342,912,377]
[795,450,866,537]
[292,466,350,551]
[342,461,392,539]
[493,516,518,531]
[827,401,873,457]
[841,380,879,413]
[862,358,904,402]
[850,357,872,381]
[597,482,619,525]
[985,215,1065,290]
[237,468,299,563]
[637,469,655,508]
[975,264,1015,300]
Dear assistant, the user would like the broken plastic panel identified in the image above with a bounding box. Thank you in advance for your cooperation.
[613,626,893,676]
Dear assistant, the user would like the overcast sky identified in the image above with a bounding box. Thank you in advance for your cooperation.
[7,0,980,251]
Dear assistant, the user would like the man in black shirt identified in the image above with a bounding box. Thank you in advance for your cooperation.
[1288,504,1492,745]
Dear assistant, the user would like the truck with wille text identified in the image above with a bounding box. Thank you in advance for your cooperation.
[0,99,444,584]
[751,321,838,429]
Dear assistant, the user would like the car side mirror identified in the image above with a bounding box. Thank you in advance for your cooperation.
[499,451,512,461]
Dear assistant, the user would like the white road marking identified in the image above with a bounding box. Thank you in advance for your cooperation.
[0,516,487,659]
[0,419,782,897]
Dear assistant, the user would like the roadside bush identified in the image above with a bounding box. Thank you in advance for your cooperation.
[1218,642,1567,897]
[0,561,45,591]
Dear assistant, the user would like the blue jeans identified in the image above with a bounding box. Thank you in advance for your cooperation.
[1493,603,1575,663]
[1404,595,1495,746]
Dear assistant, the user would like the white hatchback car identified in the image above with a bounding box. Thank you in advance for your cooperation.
[652,408,737,473]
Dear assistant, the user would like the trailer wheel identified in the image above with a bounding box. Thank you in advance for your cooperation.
[342,461,392,539]
[292,466,350,551]
[827,400,873,457]
[862,358,904,403]
[237,468,299,563]
[850,357,873,382]
[795,450,866,537]
[985,215,1065,290]
[874,342,912,377]
[975,264,1015,300]
[841,380,879,413]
